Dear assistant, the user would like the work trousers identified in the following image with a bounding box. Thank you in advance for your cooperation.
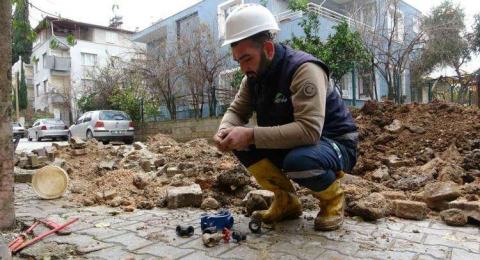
[233,136,357,192]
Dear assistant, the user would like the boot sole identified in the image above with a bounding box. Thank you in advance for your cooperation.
[314,219,344,231]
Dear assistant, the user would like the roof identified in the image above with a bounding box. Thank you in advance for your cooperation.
[35,16,135,34]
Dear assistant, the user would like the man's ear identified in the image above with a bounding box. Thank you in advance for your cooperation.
[264,41,275,60]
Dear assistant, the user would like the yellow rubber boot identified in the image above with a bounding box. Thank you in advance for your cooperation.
[247,159,302,224]
[312,176,345,231]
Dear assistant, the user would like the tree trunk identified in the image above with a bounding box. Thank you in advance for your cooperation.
[0,0,16,230]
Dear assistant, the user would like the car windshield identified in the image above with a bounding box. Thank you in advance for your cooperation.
[43,119,64,125]
[12,123,22,127]
[99,111,130,121]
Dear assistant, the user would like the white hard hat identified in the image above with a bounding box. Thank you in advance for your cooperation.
[222,4,280,47]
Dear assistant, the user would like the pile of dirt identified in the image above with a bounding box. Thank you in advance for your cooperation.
[18,100,480,226]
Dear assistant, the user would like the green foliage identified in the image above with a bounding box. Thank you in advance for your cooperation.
[230,69,244,89]
[30,111,54,125]
[285,0,370,88]
[19,63,28,110]
[260,0,268,7]
[77,93,97,112]
[472,14,480,53]
[12,0,32,64]
[66,34,77,46]
[109,84,143,122]
[50,38,59,49]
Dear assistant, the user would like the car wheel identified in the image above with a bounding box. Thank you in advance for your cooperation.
[36,132,42,142]
[86,130,94,140]
[28,133,32,142]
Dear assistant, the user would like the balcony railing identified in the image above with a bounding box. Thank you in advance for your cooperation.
[44,55,71,72]
[275,9,303,23]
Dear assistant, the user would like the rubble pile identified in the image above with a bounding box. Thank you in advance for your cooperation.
[343,100,480,225]
[13,100,480,227]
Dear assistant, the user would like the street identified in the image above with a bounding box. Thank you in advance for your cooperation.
[15,138,68,152]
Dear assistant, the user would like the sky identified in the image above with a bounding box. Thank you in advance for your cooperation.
[28,0,480,76]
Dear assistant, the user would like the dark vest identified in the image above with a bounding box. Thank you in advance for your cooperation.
[248,44,358,143]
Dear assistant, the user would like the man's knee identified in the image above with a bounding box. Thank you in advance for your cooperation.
[283,149,335,192]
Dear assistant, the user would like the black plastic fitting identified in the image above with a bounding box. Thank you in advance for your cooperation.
[176,225,194,237]
[231,231,247,242]
[202,226,217,234]
[248,219,262,234]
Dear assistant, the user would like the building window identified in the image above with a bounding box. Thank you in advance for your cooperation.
[42,53,47,69]
[36,84,40,97]
[176,12,199,41]
[218,0,243,40]
[359,72,373,98]
[360,3,375,27]
[35,59,39,73]
[81,53,97,66]
[43,80,48,95]
[412,17,420,34]
[106,31,118,44]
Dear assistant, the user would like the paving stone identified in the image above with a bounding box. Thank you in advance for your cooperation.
[392,238,451,259]
[265,252,299,260]
[77,227,128,240]
[403,225,454,237]
[453,231,480,243]
[127,213,158,222]
[103,233,155,251]
[44,234,115,255]
[423,234,479,253]
[178,251,219,260]
[317,250,358,260]
[135,242,195,259]
[371,229,425,243]
[84,245,147,259]
[430,222,480,235]
[451,248,480,260]
[219,244,269,259]
[180,236,239,257]
[355,247,416,260]
[319,240,362,256]
[268,239,324,260]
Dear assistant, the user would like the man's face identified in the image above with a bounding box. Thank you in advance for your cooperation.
[232,39,271,80]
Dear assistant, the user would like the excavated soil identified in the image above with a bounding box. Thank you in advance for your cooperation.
[18,100,480,223]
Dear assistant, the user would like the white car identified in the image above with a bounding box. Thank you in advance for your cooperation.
[12,122,26,138]
[27,119,69,141]
[69,110,134,144]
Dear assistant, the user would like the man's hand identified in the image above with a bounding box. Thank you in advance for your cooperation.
[220,127,254,152]
[213,127,254,152]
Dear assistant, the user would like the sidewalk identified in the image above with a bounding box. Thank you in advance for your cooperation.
[4,183,480,260]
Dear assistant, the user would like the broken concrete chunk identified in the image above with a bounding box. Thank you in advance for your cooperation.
[385,119,403,133]
[166,184,202,209]
[372,166,389,182]
[201,197,220,210]
[141,159,152,172]
[33,148,46,157]
[28,154,39,168]
[382,155,409,168]
[133,176,147,190]
[437,164,465,185]
[52,142,69,150]
[393,200,427,220]
[448,200,480,222]
[17,158,28,168]
[71,149,86,156]
[246,194,268,216]
[407,125,425,134]
[348,193,387,221]
[242,190,275,206]
[154,158,166,168]
[133,142,146,150]
[424,182,461,210]
[69,137,86,149]
[166,167,181,177]
[373,133,395,145]
[104,190,117,200]
[183,169,198,178]
[157,165,168,176]
[440,209,468,226]
[37,156,48,165]
[108,196,123,207]
[98,161,117,171]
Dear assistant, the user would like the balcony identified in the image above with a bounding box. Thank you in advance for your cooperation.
[44,55,71,75]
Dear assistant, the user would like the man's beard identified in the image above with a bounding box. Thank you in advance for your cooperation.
[246,51,270,81]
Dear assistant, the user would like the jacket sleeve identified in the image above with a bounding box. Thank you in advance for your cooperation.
[218,76,254,130]
[253,62,327,149]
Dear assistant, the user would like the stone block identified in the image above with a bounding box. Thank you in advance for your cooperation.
[37,156,48,165]
[69,137,86,149]
[166,167,181,177]
[14,171,34,183]
[393,200,427,220]
[166,184,203,209]
[424,182,461,210]
[448,200,480,222]
[52,142,69,150]
[98,161,117,171]
[242,190,275,205]
[28,154,39,168]
[71,149,86,156]
[440,208,468,226]
[133,142,146,150]
[32,148,46,157]
[104,190,117,200]
[385,119,403,133]
[141,159,152,172]
[17,158,29,168]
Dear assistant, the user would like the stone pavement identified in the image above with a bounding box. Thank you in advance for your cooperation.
[4,183,480,260]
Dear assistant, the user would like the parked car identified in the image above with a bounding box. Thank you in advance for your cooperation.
[27,119,68,141]
[12,122,26,138]
[68,110,134,144]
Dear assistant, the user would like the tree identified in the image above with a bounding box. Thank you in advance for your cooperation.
[285,0,371,96]
[420,0,475,104]
[1,0,16,230]
[12,0,32,65]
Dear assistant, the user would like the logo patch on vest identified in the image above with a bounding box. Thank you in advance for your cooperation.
[274,93,288,104]
[303,83,317,97]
